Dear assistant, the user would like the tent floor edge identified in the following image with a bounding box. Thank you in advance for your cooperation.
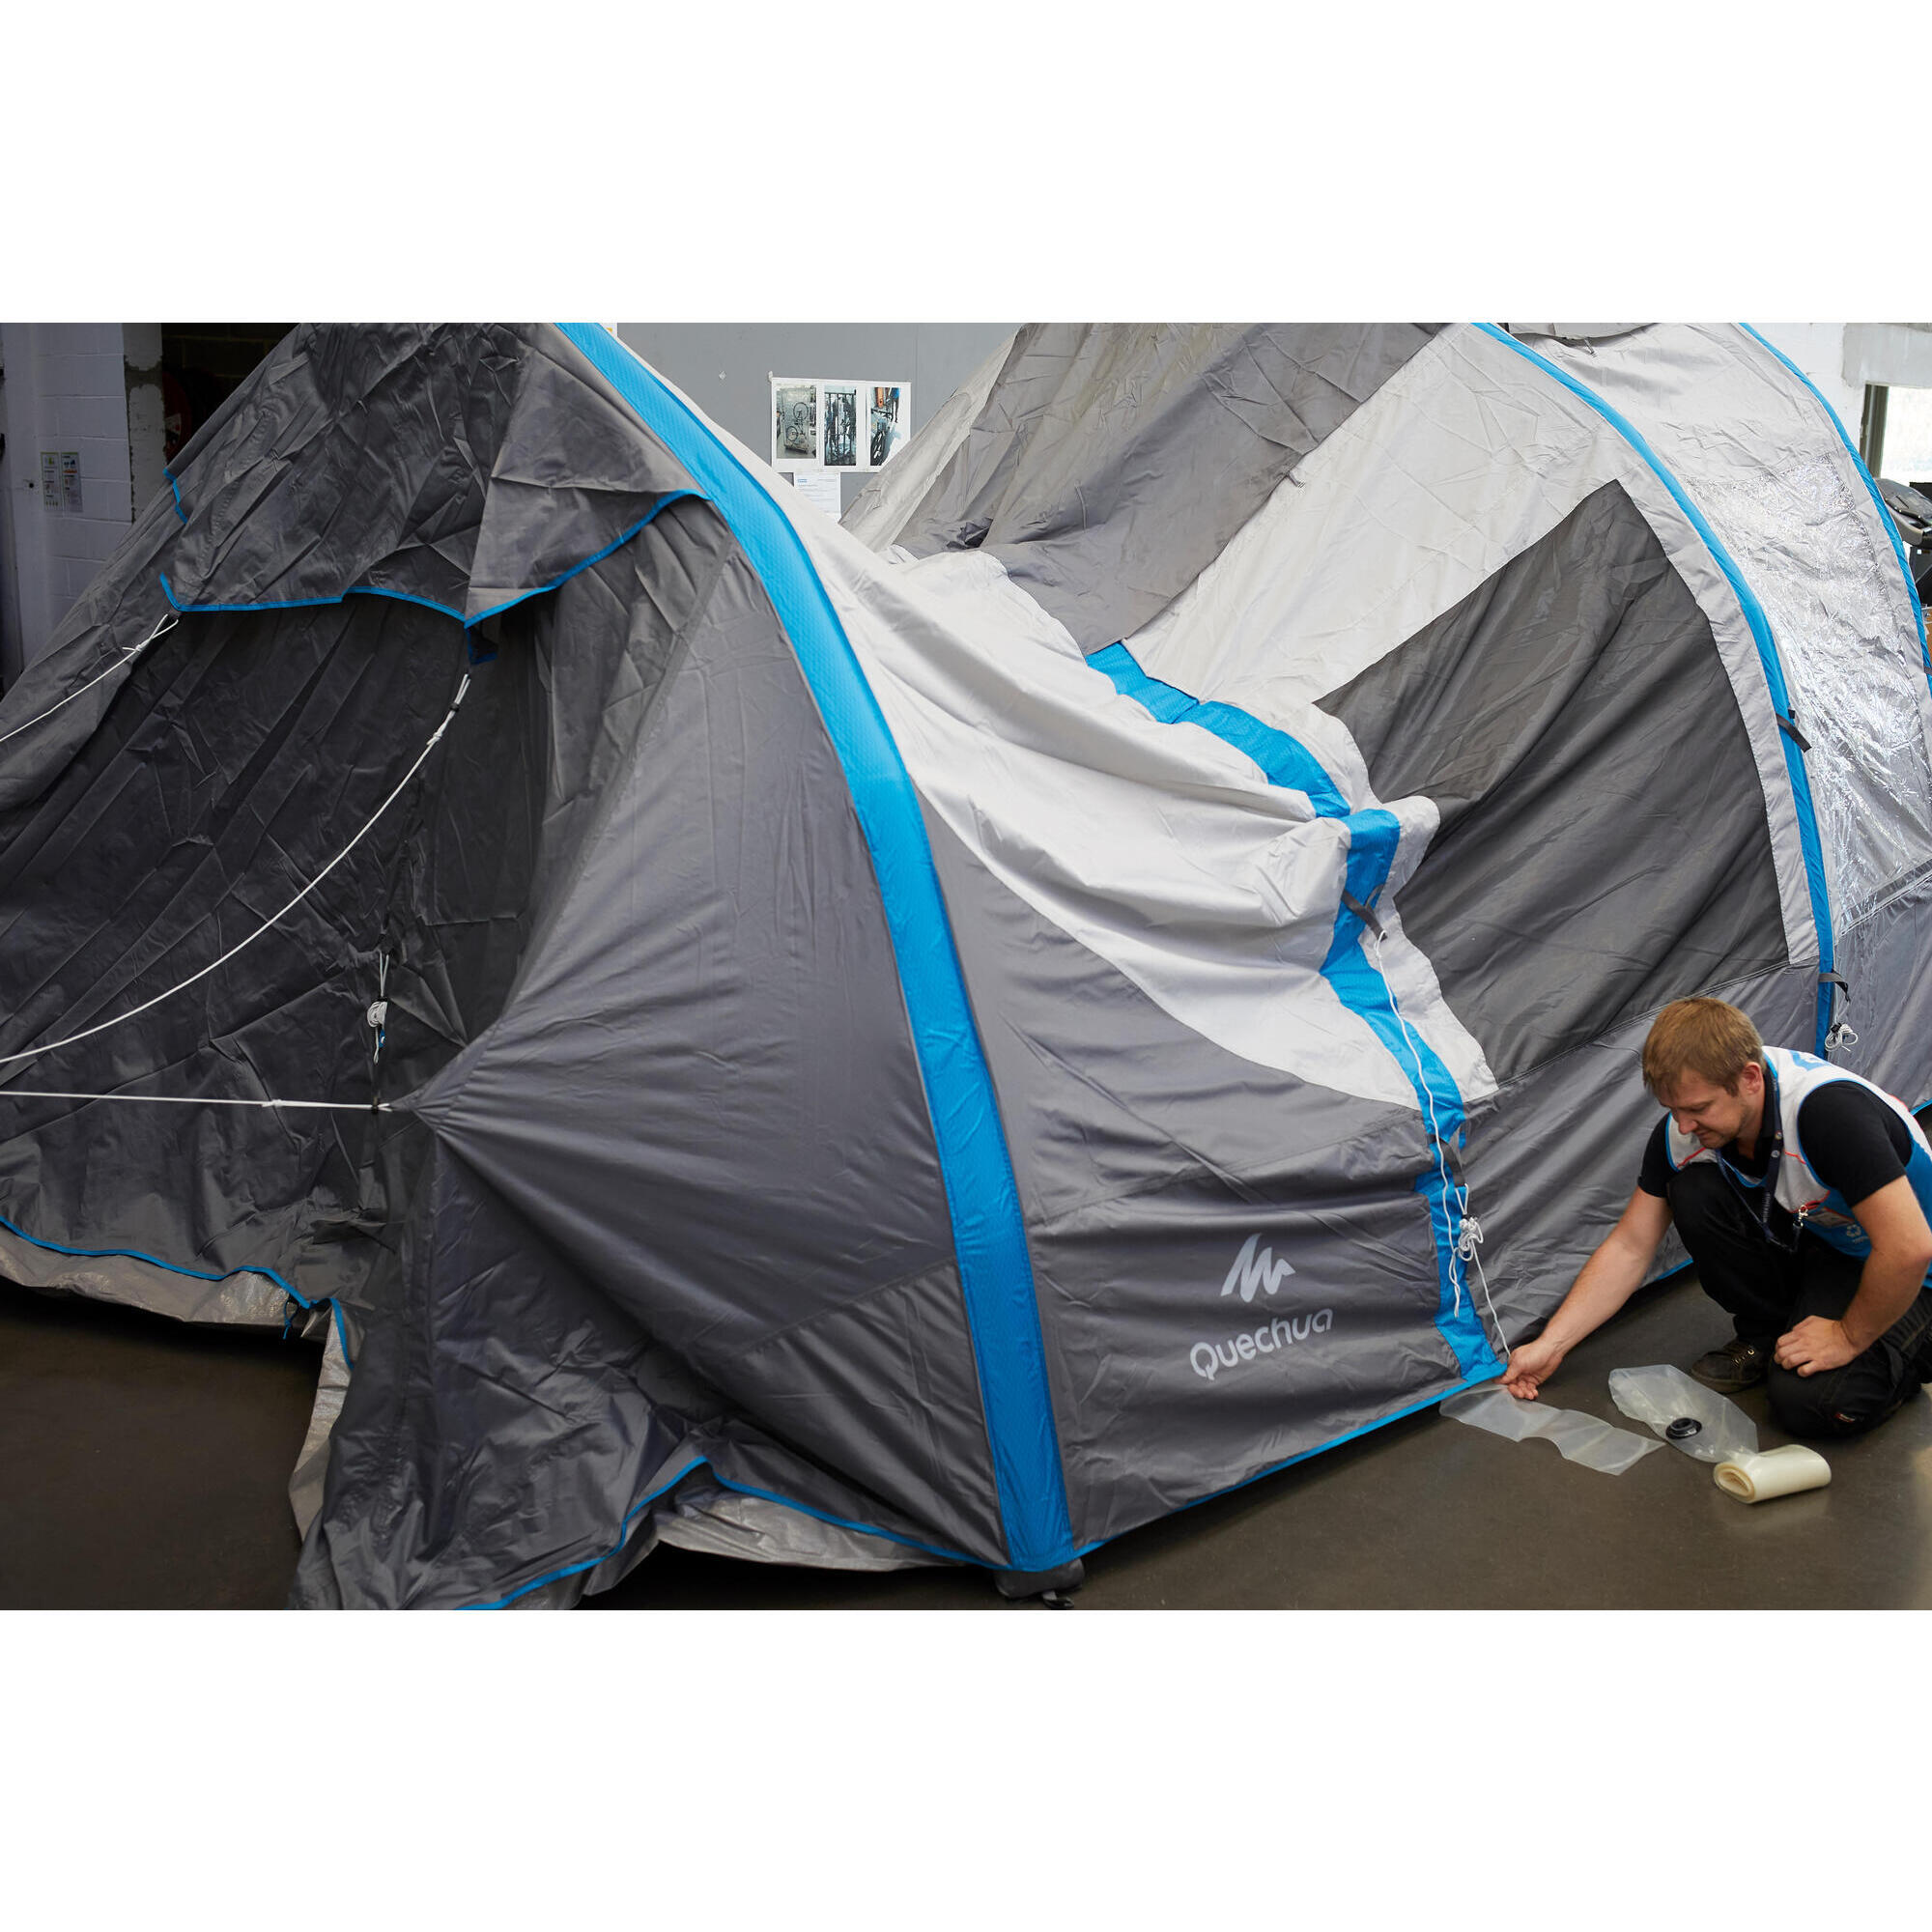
[993,1557,1086,1603]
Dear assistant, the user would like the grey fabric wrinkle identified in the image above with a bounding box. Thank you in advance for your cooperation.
[892,324,1444,648]
[0,329,713,1339]
[1322,481,1788,1081]
[920,806,1476,1551]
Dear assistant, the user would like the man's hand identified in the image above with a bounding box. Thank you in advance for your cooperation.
[1502,1337,1565,1400]
[1776,1316,1859,1378]
[1497,1189,1670,1401]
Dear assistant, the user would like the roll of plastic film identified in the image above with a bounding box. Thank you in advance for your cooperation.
[1714,1444,1832,1503]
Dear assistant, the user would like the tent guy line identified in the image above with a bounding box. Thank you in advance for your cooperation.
[0,662,472,1075]
[0,1092,390,1112]
[0,611,178,748]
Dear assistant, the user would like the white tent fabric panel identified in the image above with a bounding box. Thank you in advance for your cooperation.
[1121,323,1821,969]
[631,375,1491,1113]
[781,502,1494,1110]
[1526,323,1932,926]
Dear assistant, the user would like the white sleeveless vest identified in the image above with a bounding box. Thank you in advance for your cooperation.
[1664,1045,1932,1260]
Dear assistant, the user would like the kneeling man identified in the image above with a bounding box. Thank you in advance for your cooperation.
[1503,998,1932,1435]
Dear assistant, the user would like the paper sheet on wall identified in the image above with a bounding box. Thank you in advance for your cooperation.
[791,470,843,518]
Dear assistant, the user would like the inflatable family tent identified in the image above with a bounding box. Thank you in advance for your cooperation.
[1,323,1927,1607]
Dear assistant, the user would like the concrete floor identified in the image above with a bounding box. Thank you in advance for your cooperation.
[1,1287,317,1609]
[6,1271,1930,1609]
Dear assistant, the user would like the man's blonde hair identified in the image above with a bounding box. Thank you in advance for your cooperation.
[1640,998,1764,1097]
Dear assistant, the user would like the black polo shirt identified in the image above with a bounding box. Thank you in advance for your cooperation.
[1638,1067,1913,1220]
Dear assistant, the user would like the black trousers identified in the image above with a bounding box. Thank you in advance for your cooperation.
[1665,1163,1932,1438]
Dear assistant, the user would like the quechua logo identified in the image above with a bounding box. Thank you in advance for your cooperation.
[1194,1232,1330,1383]
[1220,1233,1294,1303]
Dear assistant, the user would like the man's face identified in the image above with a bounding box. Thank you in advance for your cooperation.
[1659,1063,1762,1149]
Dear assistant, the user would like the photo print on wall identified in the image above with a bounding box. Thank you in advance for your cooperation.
[870,384,906,467]
[822,384,859,468]
[772,380,819,469]
[771,378,911,473]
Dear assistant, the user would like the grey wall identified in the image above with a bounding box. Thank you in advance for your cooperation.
[617,324,1016,513]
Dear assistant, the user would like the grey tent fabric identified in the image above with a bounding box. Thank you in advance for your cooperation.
[4,321,1929,1608]
[922,812,1471,1548]
[0,592,477,1321]
[889,324,1444,648]
[158,325,698,621]
[292,1135,697,1608]
[0,327,696,814]
[1321,479,1790,1079]
[405,539,1009,1568]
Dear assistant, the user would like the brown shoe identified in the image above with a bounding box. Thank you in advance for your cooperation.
[1690,1334,1774,1393]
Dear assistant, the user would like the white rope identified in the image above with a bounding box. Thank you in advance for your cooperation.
[0,670,470,1074]
[2,1090,389,1112]
[1367,925,1510,1363]
[0,611,179,748]
[1455,1210,1512,1367]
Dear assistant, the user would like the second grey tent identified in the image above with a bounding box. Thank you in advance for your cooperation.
[0,322,1927,1605]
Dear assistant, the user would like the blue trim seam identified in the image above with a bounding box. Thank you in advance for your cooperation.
[156,493,696,631]
[464,1460,976,1609]
[554,322,1075,1576]
[0,1206,353,1361]
[1086,1362,1509,1554]
[472,1371,1525,1602]
[0,1206,309,1304]
[466,1458,710,1609]
[1084,1250,1703,1556]
[1088,642,1496,1381]
[165,469,186,524]
[1475,323,1838,1053]
[708,1477,977,1567]
[329,1300,354,1370]
[1738,324,1930,680]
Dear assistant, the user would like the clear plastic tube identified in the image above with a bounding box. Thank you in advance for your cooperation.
[1440,1385,1662,1475]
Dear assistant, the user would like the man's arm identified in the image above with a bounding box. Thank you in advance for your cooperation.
[1776,1176,1932,1376]
[1501,1186,1674,1399]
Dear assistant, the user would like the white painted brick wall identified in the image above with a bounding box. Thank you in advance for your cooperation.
[125,322,166,520]
[0,322,137,671]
